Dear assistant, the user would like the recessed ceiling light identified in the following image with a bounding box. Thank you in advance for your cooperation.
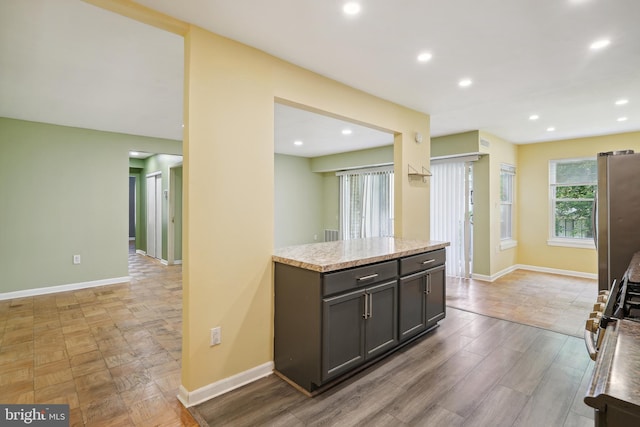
[294,140,303,146]
[458,78,472,88]
[130,151,140,156]
[343,2,361,15]
[590,39,610,50]
[547,127,556,132]
[615,99,629,106]
[342,129,353,135]
[529,114,539,121]
[617,117,628,122]
[417,52,433,63]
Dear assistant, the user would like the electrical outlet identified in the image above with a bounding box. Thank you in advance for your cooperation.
[73,254,81,265]
[210,327,221,346]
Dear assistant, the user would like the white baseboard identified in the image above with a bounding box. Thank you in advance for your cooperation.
[471,264,596,282]
[174,260,183,265]
[516,264,597,280]
[0,276,131,301]
[136,249,146,255]
[178,362,274,408]
[472,265,518,282]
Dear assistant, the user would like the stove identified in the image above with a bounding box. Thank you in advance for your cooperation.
[584,251,640,427]
[585,252,640,360]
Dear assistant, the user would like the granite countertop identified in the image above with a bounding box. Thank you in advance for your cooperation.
[585,319,640,413]
[272,237,449,273]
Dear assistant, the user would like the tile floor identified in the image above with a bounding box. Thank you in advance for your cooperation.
[446,270,598,338]
[0,245,197,426]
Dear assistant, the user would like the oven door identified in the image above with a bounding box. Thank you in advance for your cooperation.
[585,278,622,360]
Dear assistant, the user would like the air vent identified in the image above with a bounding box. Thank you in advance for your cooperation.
[324,229,339,242]
[480,138,491,148]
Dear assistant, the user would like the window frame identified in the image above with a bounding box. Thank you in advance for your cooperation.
[499,163,517,250]
[337,164,394,240]
[548,156,596,249]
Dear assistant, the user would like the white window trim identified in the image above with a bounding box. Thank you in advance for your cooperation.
[548,157,596,248]
[500,239,518,250]
[500,163,515,241]
[547,237,596,249]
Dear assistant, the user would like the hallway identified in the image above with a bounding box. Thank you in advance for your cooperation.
[0,247,195,426]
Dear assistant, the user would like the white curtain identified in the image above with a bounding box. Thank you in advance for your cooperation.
[339,167,394,239]
[430,161,468,277]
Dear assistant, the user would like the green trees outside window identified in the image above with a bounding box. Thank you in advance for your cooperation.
[550,158,597,239]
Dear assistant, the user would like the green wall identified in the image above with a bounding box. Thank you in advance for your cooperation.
[430,131,481,158]
[0,117,181,294]
[274,154,324,248]
[310,145,393,172]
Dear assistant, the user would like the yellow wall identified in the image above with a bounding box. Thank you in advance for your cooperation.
[480,132,518,275]
[518,131,640,274]
[182,26,430,392]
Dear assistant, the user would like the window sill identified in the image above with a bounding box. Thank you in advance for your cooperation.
[547,238,595,249]
[500,239,518,250]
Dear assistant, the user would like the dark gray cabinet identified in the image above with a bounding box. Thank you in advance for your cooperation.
[425,264,446,326]
[399,271,427,340]
[322,280,397,381]
[398,249,446,341]
[274,248,445,394]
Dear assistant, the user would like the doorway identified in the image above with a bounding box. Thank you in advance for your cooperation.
[146,172,163,259]
[430,159,474,278]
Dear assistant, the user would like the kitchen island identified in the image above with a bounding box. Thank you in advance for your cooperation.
[273,237,449,395]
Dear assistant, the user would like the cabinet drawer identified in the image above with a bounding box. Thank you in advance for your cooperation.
[323,260,397,296]
[400,249,446,276]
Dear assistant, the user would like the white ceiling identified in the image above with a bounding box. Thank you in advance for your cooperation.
[2,0,640,157]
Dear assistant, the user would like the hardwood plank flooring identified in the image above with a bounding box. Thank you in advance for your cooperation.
[2,248,598,427]
[193,307,596,427]
[0,243,196,426]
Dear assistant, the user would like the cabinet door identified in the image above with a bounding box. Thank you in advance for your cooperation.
[364,280,398,359]
[426,265,446,326]
[398,271,427,341]
[322,289,366,381]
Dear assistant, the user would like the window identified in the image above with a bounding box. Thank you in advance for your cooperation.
[500,164,515,242]
[338,166,394,239]
[549,157,596,247]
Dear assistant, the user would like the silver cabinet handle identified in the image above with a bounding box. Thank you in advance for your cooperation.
[369,293,373,318]
[422,259,436,265]
[363,293,368,319]
[427,276,431,294]
[358,273,379,281]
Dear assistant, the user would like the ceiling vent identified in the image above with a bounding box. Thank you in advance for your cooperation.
[480,138,491,148]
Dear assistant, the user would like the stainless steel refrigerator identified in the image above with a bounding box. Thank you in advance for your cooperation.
[596,150,640,291]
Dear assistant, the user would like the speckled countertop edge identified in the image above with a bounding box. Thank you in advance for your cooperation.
[272,237,449,272]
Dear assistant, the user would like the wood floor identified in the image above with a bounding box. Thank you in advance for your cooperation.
[1,249,598,427]
[0,245,197,426]
[193,308,596,427]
